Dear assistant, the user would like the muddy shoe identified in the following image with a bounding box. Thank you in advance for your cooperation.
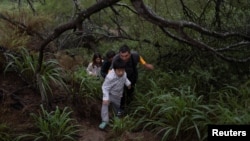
[99,121,108,130]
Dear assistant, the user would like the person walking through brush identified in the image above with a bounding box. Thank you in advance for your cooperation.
[86,52,103,77]
[112,44,154,116]
[99,58,131,129]
[100,50,116,78]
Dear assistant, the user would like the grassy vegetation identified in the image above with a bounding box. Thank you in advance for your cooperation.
[0,0,250,141]
[16,105,81,141]
[1,46,250,141]
[4,47,68,106]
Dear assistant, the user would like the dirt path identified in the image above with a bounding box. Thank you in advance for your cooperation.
[77,119,107,141]
[76,119,161,141]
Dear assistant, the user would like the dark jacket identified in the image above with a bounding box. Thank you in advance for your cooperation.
[100,59,112,78]
[112,52,140,85]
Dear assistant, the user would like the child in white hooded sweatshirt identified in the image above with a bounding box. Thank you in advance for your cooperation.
[99,58,131,129]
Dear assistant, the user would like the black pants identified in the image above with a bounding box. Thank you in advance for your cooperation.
[120,84,135,111]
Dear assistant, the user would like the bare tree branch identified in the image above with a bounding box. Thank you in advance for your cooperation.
[36,0,121,73]
[115,2,138,14]
[179,0,198,22]
[216,41,250,52]
[213,0,223,29]
[131,0,250,39]
[130,0,250,62]
[27,0,36,14]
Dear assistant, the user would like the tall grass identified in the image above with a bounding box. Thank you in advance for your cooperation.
[70,66,102,102]
[68,66,103,117]
[129,67,250,141]
[4,47,68,106]
[16,105,81,141]
[110,116,136,135]
[209,85,250,124]
[132,81,213,141]
[0,123,14,141]
[131,69,216,140]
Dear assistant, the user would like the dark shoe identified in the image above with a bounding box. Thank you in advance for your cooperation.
[116,109,124,117]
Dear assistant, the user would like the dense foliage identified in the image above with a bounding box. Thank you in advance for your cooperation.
[0,0,250,141]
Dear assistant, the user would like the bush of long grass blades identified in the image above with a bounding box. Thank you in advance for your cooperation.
[69,66,102,117]
[209,85,250,124]
[104,115,138,141]
[38,58,68,95]
[132,83,213,141]
[71,66,102,99]
[110,115,136,135]
[4,47,37,83]
[4,47,68,105]
[0,123,15,141]
[16,105,81,141]
[70,67,102,104]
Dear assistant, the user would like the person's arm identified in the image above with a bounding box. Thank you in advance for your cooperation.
[86,62,94,75]
[124,72,131,89]
[102,75,113,101]
[102,77,112,105]
[139,56,154,70]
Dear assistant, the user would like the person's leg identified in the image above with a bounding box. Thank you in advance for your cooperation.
[99,101,109,129]
[125,85,135,106]
[119,86,126,111]
[110,95,121,116]
[101,102,109,122]
[119,84,135,115]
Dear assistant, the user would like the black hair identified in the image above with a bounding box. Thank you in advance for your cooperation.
[92,52,102,67]
[106,50,116,59]
[113,58,126,70]
[119,44,131,53]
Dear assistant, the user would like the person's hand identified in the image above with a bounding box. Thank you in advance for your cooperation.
[144,63,154,70]
[103,100,109,105]
[90,73,97,77]
[127,85,131,89]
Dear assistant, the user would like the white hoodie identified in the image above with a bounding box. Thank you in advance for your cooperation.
[102,69,131,100]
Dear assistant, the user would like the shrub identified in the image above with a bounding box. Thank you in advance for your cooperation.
[17,105,81,141]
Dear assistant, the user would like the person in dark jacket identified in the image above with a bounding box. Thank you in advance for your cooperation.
[111,44,154,116]
[100,50,116,78]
